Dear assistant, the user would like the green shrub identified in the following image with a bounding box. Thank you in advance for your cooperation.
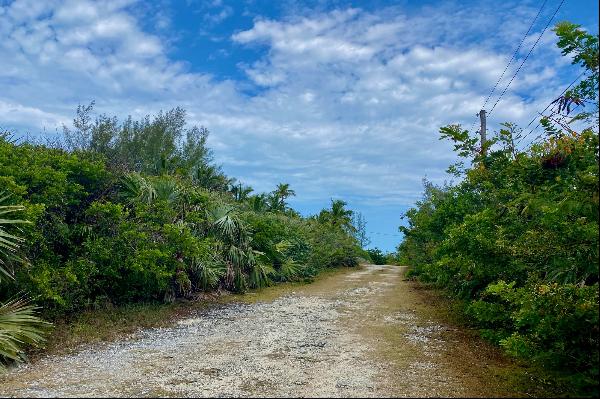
[0,121,361,318]
[397,22,599,393]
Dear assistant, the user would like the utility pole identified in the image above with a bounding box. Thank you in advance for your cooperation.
[479,109,487,155]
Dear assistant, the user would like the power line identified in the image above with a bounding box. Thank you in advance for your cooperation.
[468,0,550,133]
[520,113,550,147]
[368,231,403,237]
[523,72,584,130]
[487,0,567,117]
[516,71,586,146]
[482,0,549,113]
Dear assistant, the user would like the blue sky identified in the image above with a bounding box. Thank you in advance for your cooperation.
[0,0,598,251]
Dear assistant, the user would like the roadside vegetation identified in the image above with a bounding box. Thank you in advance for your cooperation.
[0,105,364,368]
[365,248,399,265]
[397,22,599,395]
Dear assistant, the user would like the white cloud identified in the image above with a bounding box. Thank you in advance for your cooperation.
[0,100,69,128]
[204,5,233,25]
[0,0,579,208]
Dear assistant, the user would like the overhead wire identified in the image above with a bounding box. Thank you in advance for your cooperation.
[468,0,550,132]
[487,0,567,117]
[516,71,586,146]
[481,0,549,112]
[368,231,403,237]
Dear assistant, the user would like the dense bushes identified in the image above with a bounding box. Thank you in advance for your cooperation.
[397,22,598,394]
[365,248,398,265]
[0,108,362,326]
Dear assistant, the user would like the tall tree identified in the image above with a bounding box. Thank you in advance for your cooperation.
[63,104,215,176]
[230,182,253,202]
[352,212,370,248]
[319,199,355,230]
[271,183,296,211]
[330,199,353,227]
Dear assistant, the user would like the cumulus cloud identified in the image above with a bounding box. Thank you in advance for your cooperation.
[0,0,578,210]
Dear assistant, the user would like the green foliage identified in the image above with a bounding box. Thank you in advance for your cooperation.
[554,22,599,108]
[193,163,232,192]
[0,299,50,369]
[304,220,360,273]
[398,22,599,394]
[439,124,480,158]
[0,191,48,369]
[366,248,387,265]
[191,257,225,291]
[0,194,29,281]
[248,259,275,289]
[63,104,214,177]
[0,107,361,326]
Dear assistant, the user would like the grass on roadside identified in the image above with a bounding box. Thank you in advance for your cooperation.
[27,268,358,360]
[29,300,205,359]
[407,279,593,398]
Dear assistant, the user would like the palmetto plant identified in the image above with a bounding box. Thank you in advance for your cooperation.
[194,164,233,192]
[153,177,180,204]
[0,194,27,281]
[248,258,274,289]
[190,257,225,291]
[273,240,301,281]
[208,205,247,243]
[0,193,48,370]
[120,173,156,205]
[249,194,269,212]
[121,173,181,205]
[208,205,254,291]
[0,299,49,369]
[278,259,300,281]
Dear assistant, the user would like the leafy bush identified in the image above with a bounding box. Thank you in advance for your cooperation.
[0,109,362,322]
[366,248,388,265]
[397,22,599,393]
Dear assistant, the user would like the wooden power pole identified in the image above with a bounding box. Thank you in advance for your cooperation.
[479,109,487,155]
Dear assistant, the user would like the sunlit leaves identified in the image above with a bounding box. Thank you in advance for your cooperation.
[0,299,50,369]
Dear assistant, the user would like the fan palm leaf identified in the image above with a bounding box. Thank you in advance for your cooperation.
[0,194,29,281]
[278,259,301,281]
[153,178,180,204]
[120,173,156,205]
[248,259,274,289]
[191,258,225,290]
[209,205,243,241]
[0,193,49,369]
[0,299,49,368]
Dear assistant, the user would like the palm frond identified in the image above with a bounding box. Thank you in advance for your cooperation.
[0,194,30,281]
[120,173,156,205]
[279,259,301,281]
[209,205,243,241]
[153,178,180,204]
[191,258,225,290]
[0,298,50,369]
[248,260,274,289]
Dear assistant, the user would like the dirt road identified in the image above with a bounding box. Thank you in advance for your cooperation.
[0,265,529,397]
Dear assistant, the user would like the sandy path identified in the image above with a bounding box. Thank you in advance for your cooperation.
[0,265,524,397]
